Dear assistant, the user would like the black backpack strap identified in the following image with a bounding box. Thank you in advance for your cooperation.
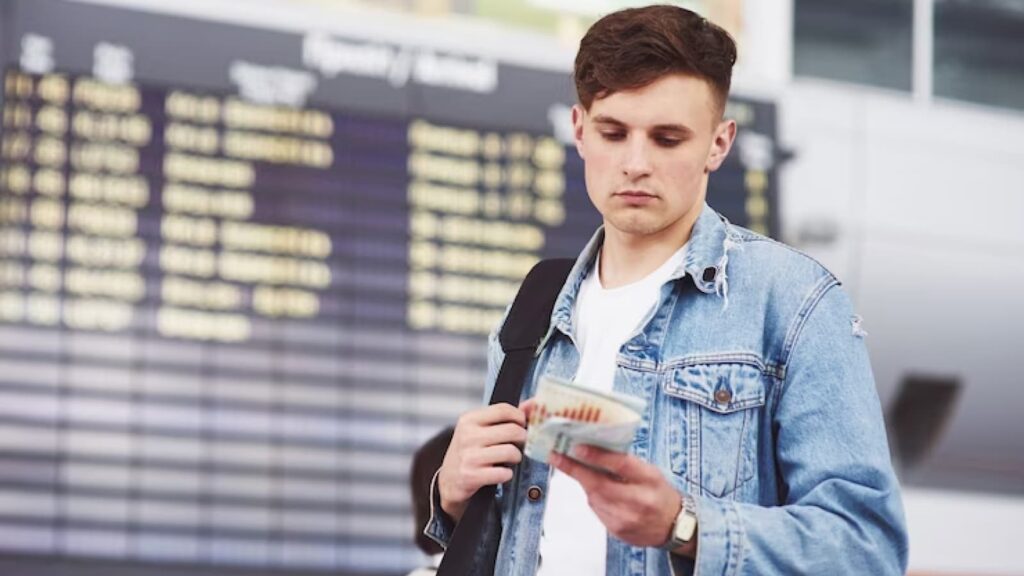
[437,258,574,576]
[490,258,575,404]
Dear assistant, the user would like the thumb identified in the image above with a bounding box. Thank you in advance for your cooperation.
[519,398,538,424]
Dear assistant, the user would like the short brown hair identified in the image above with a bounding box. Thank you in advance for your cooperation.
[574,5,737,114]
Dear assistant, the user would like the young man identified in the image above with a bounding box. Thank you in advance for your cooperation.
[427,5,908,575]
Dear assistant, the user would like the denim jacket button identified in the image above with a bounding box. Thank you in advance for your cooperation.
[527,486,543,502]
[714,389,732,404]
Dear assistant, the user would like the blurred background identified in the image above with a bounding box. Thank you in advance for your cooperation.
[0,0,1021,574]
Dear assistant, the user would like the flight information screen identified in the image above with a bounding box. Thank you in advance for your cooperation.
[0,2,780,575]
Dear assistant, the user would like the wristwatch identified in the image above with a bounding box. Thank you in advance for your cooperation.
[663,494,698,550]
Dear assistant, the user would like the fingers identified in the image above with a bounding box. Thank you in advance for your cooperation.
[475,422,528,448]
[463,403,526,427]
[468,443,524,467]
[438,404,528,519]
[570,445,638,479]
[519,398,537,421]
[463,465,514,488]
[450,405,527,470]
[444,444,521,495]
[552,450,683,547]
[439,461,513,522]
[550,452,623,494]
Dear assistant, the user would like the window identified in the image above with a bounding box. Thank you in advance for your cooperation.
[794,0,914,91]
[934,0,1024,111]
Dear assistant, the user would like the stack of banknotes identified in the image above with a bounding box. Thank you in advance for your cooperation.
[523,375,646,471]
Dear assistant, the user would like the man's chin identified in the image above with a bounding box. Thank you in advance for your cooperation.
[604,213,665,237]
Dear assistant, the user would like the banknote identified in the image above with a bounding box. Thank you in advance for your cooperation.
[523,375,646,470]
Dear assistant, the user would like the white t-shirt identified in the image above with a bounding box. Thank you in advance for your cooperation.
[536,244,687,576]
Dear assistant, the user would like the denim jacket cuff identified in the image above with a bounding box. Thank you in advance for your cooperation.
[669,494,744,576]
[423,469,455,549]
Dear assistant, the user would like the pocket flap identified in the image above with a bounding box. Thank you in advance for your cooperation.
[664,363,766,413]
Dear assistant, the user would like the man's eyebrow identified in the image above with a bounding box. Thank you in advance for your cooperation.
[592,114,627,127]
[652,124,694,136]
[591,114,694,136]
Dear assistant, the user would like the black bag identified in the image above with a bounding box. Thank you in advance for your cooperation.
[436,258,574,576]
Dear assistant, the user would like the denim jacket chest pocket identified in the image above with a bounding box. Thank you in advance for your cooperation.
[662,362,767,499]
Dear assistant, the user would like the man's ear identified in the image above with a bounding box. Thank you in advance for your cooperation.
[705,119,737,173]
[572,104,586,160]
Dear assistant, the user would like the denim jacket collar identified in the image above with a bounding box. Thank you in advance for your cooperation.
[544,202,734,351]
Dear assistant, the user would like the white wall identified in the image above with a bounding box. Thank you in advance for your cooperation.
[904,489,1024,575]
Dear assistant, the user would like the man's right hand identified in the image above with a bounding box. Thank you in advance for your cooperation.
[437,402,531,523]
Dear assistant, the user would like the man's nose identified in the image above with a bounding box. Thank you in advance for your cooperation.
[622,139,653,179]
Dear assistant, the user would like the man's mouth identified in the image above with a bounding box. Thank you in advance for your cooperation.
[614,190,656,199]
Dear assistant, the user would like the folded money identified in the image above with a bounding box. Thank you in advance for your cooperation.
[523,375,646,468]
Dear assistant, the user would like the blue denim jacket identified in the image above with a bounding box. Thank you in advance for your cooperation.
[427,204,908,575]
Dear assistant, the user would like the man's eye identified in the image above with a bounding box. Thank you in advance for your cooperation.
[600,131,625,141]
[655,137,682,147]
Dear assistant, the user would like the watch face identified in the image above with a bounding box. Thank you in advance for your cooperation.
[675,513,698,543]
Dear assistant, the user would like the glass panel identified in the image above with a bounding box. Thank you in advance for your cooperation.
[794,0,914,91]
[935,0,1024,111]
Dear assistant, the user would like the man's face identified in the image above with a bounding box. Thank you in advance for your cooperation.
[573,73,735,243]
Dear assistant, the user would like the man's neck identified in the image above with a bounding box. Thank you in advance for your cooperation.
[599,208,702,289]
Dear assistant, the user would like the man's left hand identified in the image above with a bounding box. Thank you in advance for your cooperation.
[550,445,682,549]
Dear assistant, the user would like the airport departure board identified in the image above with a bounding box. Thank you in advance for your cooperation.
[0,1,781,575]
